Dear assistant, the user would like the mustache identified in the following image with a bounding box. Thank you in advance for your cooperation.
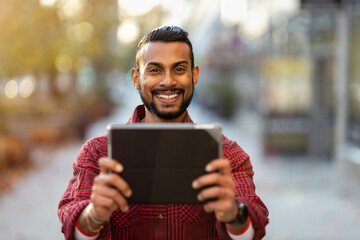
[151,88,185,94]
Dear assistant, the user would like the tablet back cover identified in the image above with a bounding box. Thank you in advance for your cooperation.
[108,124,222,204]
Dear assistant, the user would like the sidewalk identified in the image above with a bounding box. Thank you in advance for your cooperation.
[197,108,360,240]
[0,142,82,239]
[0,88,359,239]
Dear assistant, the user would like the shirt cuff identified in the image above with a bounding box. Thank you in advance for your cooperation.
[226,216,255,240]
[74,219,100,240]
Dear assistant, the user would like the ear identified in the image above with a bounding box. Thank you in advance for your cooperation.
[192,66,199,87]
[131,68,140,90]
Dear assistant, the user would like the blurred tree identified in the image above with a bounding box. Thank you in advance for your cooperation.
[0,0,167,99]
[0,0,65,96]
[60,0,120,79]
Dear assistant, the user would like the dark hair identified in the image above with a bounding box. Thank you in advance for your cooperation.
[135,26,194,70]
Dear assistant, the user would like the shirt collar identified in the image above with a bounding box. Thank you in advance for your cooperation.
[127,105,193,124]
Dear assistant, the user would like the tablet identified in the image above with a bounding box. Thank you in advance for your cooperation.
[107,123,222,204]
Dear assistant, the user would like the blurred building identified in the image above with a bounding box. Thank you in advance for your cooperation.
[262,0,360,192]
[182,0,360,191]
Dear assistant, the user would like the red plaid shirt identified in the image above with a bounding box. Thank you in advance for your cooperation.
[58,105,269,239]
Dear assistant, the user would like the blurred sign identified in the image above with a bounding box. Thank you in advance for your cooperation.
[262,57,313,155]
[301,0,342,9]
[301,0,359,8]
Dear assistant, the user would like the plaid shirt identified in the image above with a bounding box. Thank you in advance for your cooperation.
[58,105,269,239]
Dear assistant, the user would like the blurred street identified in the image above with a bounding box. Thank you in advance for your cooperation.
[0,88,359,240]
[1,0,360,240]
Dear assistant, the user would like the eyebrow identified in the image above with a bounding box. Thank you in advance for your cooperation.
[145,60,189,69]
[172,60,189,67]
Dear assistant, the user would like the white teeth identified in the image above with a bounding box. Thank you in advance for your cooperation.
[157,93,179,99]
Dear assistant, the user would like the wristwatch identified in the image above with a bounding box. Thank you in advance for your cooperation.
[225,201,248,225]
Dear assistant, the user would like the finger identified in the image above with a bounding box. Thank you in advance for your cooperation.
[205,159,232,175]
[197,186,235,202]
[94,173,132,198]
[203,198,234,214]
[91,194,118,213]
[98,157,123,174]
[192,172,221,189]
[92,184,129,212]
[192,172,234,190]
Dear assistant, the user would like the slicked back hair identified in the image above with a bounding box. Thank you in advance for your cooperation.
[135,26,194,71]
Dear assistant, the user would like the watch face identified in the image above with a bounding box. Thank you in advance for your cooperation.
[238,203,248,224]
[225,202,248,225]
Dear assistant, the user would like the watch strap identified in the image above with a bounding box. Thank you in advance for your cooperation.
[225,201,248,225]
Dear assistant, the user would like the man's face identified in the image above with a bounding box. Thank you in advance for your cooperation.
[132,41,199,120]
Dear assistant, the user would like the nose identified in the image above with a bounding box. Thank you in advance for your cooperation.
[159,71,176,88]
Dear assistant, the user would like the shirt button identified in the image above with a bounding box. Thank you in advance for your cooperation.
[158,214,163,219]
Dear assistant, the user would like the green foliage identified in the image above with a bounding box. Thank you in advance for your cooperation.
[0,0,166,97]
[0,0,63,77]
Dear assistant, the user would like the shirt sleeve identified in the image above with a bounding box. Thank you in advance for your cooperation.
[216,136,269,240]
[226,216,255,240]
[57,136,111,240]
[227,223,255,240]
[74,219,100,240]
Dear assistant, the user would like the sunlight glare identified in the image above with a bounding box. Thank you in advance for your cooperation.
[117,20,140,44]
[40,0,57,7]
[118,0,164,15]
[220,0,247,26]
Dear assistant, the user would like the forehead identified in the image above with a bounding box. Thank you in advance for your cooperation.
[138,41,191,67]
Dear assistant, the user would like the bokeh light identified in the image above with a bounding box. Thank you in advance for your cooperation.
[117,20,140,44]
[39,0,57,7]
[242,5,269,39]
[4,79,19,99]
[77,66,95,94]
[59,0,82,20]
[19,76,35,98]
[66,22,94,43]
[118,0,162,15]
[56,54,74,73]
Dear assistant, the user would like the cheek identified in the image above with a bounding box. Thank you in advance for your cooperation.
[139,80,153,97]
[140,77,158,90]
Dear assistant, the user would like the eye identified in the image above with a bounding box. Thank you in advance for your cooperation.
[149,68,160,72]
[175,67,185,72]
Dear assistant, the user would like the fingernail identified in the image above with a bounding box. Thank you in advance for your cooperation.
[197,194,202,201]
[205,164,212,172]
[123,205,129,212]
[126,189,132,197]
[192,180,198,189]
[116,164,123,172]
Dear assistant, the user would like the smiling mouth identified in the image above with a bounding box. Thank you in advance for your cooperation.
[156,93,180,99]
[152,89,184,102]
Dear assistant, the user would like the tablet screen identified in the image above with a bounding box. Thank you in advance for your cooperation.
[108,123,222,204]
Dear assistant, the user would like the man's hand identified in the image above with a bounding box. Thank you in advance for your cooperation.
[192,158,238,222]
[192,159,249,234]
[77,157,132,234]
[91,157,132,221]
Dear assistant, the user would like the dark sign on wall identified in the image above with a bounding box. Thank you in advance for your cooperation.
[301,0,342,9]
[301,0,360,8]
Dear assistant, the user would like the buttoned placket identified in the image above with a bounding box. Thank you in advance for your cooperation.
[154,204,167,240]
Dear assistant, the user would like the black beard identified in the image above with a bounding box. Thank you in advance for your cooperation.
[139,87,194,120]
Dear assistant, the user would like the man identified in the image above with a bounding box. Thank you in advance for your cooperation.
[58,26,269,240]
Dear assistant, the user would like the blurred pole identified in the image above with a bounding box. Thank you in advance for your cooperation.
[309,57,331,158]
[334,6,349,163]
